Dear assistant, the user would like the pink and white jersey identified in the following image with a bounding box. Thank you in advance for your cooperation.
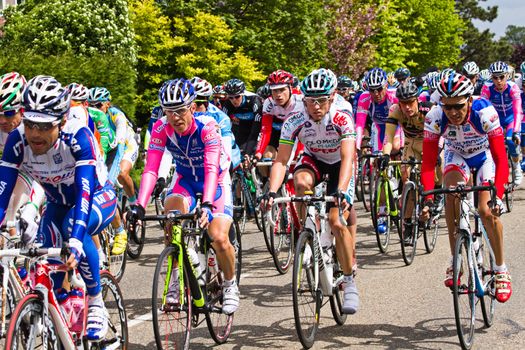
[262,93,304,129]
[355,89,397,148]
[280,106,356,164]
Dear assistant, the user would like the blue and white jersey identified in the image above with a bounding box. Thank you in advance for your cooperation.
[0,119,107,241]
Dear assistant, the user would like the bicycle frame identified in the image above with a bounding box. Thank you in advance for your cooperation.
[375,160,403,217]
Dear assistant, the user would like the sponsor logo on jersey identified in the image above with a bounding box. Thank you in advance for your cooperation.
[304,121,312,128]
[304,129,316,137]
[448,130,456,137]
[0,181,6,195]
[53,153,63,164]
[326,125,334,131]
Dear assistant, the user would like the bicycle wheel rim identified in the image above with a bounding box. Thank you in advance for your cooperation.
[292,229,319,349]
[453,234,475,349]
[375,178,391,253]
[205,247,234,344]
[329,253,347,326]
[423,211,439,254]
[100,272,128,349]
[126,220,145,259]
[400,184,417,265]
[152,247,191,350]
[5,294,61,350]
[271,202,294,274]
[478,232,496,328]
[361,158,372,212]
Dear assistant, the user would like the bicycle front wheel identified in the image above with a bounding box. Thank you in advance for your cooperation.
[99,271,128,349]
[5,294,61,350]
[360,158,373,212]
[374,177,392,253]
[270,201,294,274]
[477,231,496,328]
[152,246,192,350]
[232,172,248,234]
[292,229,320,349]
[452,232,476,350]
[329,250,347,326]
[100,226,127,283]
[399,182,417,265]
[205,247,234,344]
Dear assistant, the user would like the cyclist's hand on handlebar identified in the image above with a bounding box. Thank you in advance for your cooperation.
[127,204,145,222]
[334,190,350,211]
[489,197,505,217]
[65,238,85,270]
[512,132,520,146]
[420,200,433,222]
[199,203,214,229]
[378,154,390,171]
[261,191,277,211]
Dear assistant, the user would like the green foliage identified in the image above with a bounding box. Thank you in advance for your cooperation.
[130,0,181,124]
[502,25,525,47]
[0,51,137,120]
[1,0,135,61]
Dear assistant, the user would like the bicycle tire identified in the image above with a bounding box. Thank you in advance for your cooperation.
[477,231,496,328]
[360,158,372,212]
[99,271,128,349]
[5,294,60,349]
[355,160,363,202]
[329,250,347,326]
[100,226,127,283]
[154,194,166,229]
[452,232,476,350]
[292,229,320,349]
[232,172,248,235]
[399,182,417,265]
[152,246,192,350]
[205,246,234,344]
[229,219,242,284]
[270,200,294,275]
[505,155,516,212]
[0,265,16,335]
[374,177,391,253]
[260,182,274,254]
[423,205,440,254]
[126,214,145,260]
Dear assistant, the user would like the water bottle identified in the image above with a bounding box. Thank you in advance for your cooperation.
[188,247,205,286]
[320,246,334,295]
[321,222,334,248]
[208,249,217,275]
[17,267,30,289]
[69,288,85,333]
[246,174,256,194]
[56,288,73,327]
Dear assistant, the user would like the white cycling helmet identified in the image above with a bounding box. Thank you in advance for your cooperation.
[23,75,71,122]
[190,77,213,97]
[0,72,26,111]
[489,61,508,76]
[158,78,196,109]
[437,71,474,98]
[68,83,90,102]
[462,61,479,77]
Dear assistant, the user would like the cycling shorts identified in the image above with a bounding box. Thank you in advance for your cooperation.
[444,148,495,186]
[166,172,233,221]
[295,154,355,208]
[371,123,404,153]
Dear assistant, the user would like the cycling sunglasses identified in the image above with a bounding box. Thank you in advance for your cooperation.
[303,96,331,106]
[89,102,104,109]
[23,119,61,131]
[369,86,384,93]
[491,75,506,81]
[440,102,467,111]
[0,109,19,117]
[228,95,242,100]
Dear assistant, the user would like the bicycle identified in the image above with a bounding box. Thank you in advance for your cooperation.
[4,246,128,349]
[422,182,497,350]
[250,159,274,253]
[357,151,380,213]
[371,159,403,253]
[399,158,443,265]
[99,223,126,283]
[113,181,145,260]
[270,179,348,349]
[231,164,260,235]
[503,144,516,212]
[143,204,242,349]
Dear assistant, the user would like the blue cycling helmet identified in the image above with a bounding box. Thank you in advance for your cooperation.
[366,68,387,90]
[337,75,353,88]
[88,87,111,103]
[394,67,411,80]
[437,71,474,98]
[158,78,196,109]
[489,61,508,75]
[300,68,338,96]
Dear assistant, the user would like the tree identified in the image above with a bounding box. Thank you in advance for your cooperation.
[502,25,525,46]
[129,0,181,122]
[325,0,380,78]
[455,0,512,68]
[0,0,135,61]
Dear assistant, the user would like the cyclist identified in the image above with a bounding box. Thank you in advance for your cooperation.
[481,61,523,185]
[129,78,239,314]
[521,77,525,171]
[461,61,481,95]
[254,70,303,163]
[265,68,359,314]
[221,78,263,158]
[211,84,227,109]
[394,67,411,84]
[337,75,356,103]
[419,71,438,103]
[0,76,116,339]
[355,67,401,154]
[191,76,241,169]
[380,81,438,238]
[89,87,139,255]
[256,84,271,101]
[421,71,512,303]
[0,72,45,243]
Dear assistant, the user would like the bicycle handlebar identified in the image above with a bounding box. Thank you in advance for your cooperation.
[421,183,496,202]
[0,246,65,259]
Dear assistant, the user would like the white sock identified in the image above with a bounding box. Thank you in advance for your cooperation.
[494,263,507,272]
[224,278,236,287]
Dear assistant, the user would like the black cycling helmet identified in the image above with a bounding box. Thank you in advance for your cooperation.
[337,75,353,88]
[256,84,271,99]
[224,78,245,95]
[396,81,419,101]
[394,67,411,80]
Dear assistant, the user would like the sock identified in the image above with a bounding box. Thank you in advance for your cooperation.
[224,278,236,287]
[88,292,104,307]
[115,225,125,235]
[343,274,353,284]
[494,263,507,273]
[128,194,137,205]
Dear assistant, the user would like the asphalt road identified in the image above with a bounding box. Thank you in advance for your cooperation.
[122,190,525,349]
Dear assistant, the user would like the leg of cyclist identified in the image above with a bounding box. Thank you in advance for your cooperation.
[293,160,317,225]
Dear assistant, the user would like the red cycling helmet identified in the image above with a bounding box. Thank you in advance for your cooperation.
[267,70,294,89]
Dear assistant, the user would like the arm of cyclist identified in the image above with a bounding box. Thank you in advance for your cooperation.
[254,113,273,160]
[113,110,128,145]
[336,138,355,209]
[200,119,222,227]
[380,116,398,170]
[355,92,372,150]
[511,84,523,135]
[266,143,293,209]
[243,99,263,156]
[488,125,509,201]
[0,131,23,225]
[420,128,441,221]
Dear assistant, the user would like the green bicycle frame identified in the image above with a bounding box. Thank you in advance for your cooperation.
[375,167,400,217]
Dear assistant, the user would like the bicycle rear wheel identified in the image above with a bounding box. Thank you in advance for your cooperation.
[205,247,234,344]
[100,227,127,283]
[126,213,145,260]
[399,183,417,265]
[477,231,496,328]
[423,205,440,254]
[374,177,392,253]
[5,294,60,349]
[99,271,128,349]
[270,201,294,274]
[232,172,248,234]
[292,229,320,349]
[329,250,347,326]
[152,246,192,350]
[452,232,476,350]
[229,219,242,284]
[360,158,373,212]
